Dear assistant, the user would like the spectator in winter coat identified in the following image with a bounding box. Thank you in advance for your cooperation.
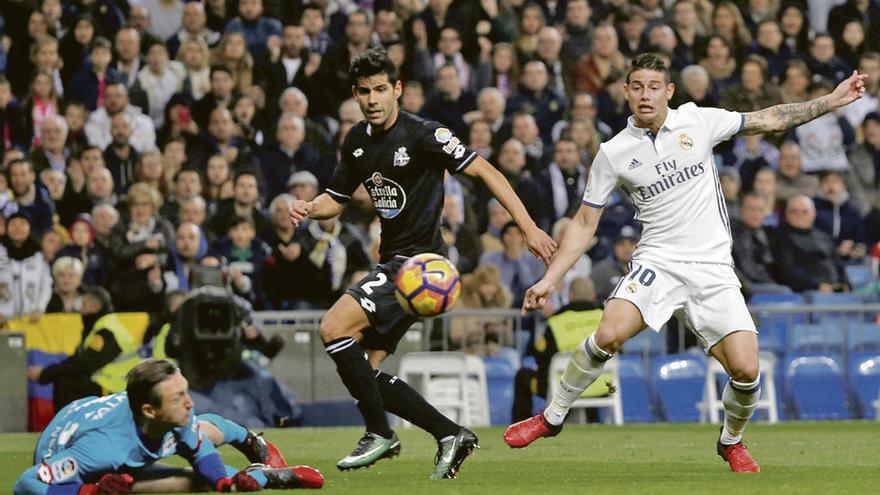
[772,195,850,293]
[0,211,53,324]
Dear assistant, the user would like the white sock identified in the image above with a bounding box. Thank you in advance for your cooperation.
[543,334,613,426]
[720,375,761,445]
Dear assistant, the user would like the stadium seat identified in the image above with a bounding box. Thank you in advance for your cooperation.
[750,293,807,355]
[463,355,492,426]
[620,328,666,356]
[785,354,852,420]
[845,264,874,290]
[789,323,845,354]
[548,353,623,425]
[847,323,880,353]
[807,292,865,328]
[846,353,880,418]
[617,355,656,423]
[483,353,518,426]
[395,352,491,427]
[807,291,863,305]
[299,399,363,427]
[698,352,779,424]
[493,346,522,370]
[650,354,706,422]
[750,293,807,305]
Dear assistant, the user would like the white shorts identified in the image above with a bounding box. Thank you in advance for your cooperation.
[607,258,757,351]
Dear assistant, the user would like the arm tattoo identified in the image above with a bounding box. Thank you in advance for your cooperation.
[742,97,832,135]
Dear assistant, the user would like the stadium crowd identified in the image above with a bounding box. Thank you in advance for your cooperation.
[0,0,878,338]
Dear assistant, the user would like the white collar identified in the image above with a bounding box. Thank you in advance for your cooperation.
[626,107,677,138]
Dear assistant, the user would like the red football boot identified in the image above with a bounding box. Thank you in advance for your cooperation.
[717,440,761,473]
[503,412,563,448]
[238,431,288,468]
[247,465,325,489]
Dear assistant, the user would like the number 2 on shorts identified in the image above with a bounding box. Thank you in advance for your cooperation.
[361,273,387,294]
[359,273,387,313]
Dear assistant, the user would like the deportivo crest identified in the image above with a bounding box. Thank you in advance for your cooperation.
[679,133,693,150]
[353,148,364,157]
[434,127,453,143]
[628,158,643,170]
[393,147,410,167]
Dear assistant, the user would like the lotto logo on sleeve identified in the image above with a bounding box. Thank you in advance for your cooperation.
[38,463,53,483]
[49,457,79,483]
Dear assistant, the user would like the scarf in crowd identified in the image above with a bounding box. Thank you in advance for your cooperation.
[307,220,347,290]
[126,216,157,243]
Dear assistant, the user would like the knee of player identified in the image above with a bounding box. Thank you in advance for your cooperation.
[318,318,343,342]
[730,363,760,385]
[592,328,625,355]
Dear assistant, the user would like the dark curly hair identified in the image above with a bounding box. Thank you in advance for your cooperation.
[627,52,671,84]
[349,47,399,86]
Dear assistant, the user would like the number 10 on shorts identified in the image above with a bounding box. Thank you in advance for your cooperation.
[628,264,656,286]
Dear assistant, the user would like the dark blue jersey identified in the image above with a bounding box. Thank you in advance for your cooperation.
[327,111,477,262]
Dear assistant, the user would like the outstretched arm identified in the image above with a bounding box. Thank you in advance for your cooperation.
[521,204,602,314]
[742,70,868,134]
[288,192,345,227]
[463,156,557,264]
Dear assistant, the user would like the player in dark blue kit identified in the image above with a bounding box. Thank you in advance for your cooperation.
[288,48,557,478]
[14,359,324,494]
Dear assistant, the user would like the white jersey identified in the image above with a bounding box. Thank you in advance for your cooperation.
[582,102,743,265]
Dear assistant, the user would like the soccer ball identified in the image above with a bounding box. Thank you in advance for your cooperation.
[395,253,461,316]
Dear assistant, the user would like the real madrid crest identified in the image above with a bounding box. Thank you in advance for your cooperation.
[679,133,693,150]
[626,282,638,294]
[371,172,383,185]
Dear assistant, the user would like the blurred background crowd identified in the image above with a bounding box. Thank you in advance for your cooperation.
[1,0,879,341]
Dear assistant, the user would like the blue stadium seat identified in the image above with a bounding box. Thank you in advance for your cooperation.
[751,293,806,305]
[621,329,666,356]
[493,346,522,370]
[483,354,517,426]
[618,355,655,423]
[750,293,807,355]
[299,399,363,426]
[807,291,863,305]
[847,323,880,352]
[845,264,874,290]
[650,354,706,422]
[785,354,852,420]
[808,292,865,327]
[847,353,880,418]
[788,323,845,354]
[750,284,794,296]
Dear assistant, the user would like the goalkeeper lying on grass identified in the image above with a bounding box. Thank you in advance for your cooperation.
[14,359,324,494]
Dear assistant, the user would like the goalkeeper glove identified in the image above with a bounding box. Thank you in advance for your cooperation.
[215,471,262,492]
[77,473,135,495]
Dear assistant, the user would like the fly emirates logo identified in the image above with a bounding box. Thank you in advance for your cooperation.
[635,159,705,200]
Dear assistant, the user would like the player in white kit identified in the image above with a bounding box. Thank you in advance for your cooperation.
[503,53,868,472]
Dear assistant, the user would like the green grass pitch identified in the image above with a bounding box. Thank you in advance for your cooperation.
[3,422,879,494]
